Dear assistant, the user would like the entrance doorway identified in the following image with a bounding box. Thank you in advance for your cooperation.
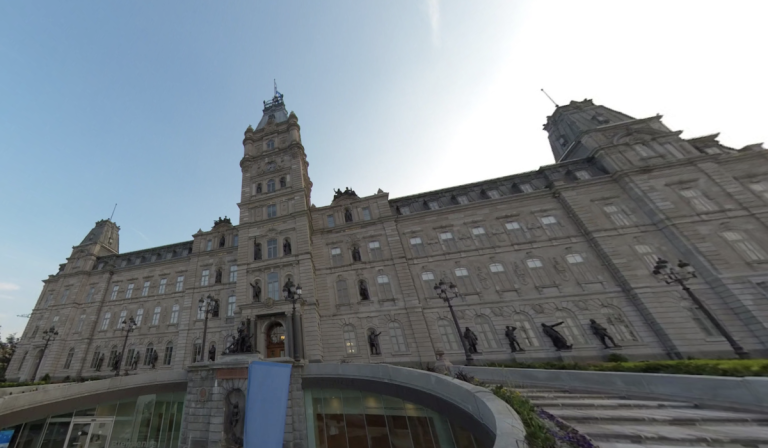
[266,323,285,358]
[63,418,113,448]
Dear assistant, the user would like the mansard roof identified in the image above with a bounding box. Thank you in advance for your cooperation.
[92,240,194,271]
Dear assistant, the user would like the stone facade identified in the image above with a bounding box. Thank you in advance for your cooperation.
[8,96,768,385]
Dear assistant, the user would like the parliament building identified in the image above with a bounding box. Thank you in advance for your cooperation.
[4,93,768,448]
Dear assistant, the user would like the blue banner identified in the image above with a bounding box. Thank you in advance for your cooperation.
[244,361,293,448]
[0,429,14,448]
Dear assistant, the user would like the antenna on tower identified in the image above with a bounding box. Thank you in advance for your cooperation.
[109,203,117,221]
[541,89,559,107]
[274,79,277,97]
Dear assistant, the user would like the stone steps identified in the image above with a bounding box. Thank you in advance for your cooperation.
[512,385,768,448]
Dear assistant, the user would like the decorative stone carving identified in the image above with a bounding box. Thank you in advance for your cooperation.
[476,267,491,289]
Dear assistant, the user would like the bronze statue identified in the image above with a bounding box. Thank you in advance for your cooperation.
[464,327,479,353]
[256,183,262,193]
[131,352,140,370]
[250,281,261,302]
[230,401,240,429]
[215,268,222,284]
[505,326,525,352]
[150,350,158,368]
[209,344,216,362]
[211,300,220,318]
[541,322,572,351]
[111,352,122,372]
[352,246,362,262]
[368,330,382,355]
[219,235,226,248]
[345,209,353,223]
[359,280,370,301]
[283,239,291,256]
[590,319,621,349]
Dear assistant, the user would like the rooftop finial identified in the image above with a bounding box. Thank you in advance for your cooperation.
[541,89,559,108]
[274,79,283,99]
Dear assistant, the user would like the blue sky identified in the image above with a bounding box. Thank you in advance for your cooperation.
[1,1,766,337]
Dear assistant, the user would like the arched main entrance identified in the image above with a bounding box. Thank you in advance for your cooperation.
[266,323,285,358]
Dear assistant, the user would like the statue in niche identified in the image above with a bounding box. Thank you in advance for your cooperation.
[212,300,220,318]
[250,280,261,302]
[345,209,353,223]
[215,268,222,284]
[283,239,291,256]
[553,257,570,281]
[256,183,262,194]
[225,390,246,447]
[505,326,525,352]
[541,322,572,351]
[280,177,286,188]
[513,262,529,285]
[463,327,479,353]
[131,352,140,370]
[150,350,159,368]
[254,243,262,261]
[359,280,370,301]
[111,352,122,372]
[219,235,226,248]
[95,353,104,371]
[476,267,491,289]
[352,246,362,262]
[209,344,216,361]
[230,401,240,429]
[590,319,621,349]
[368,329,382,355]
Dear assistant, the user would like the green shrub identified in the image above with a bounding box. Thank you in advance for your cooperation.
[41,374,51,384]
[492,386,556,448]
[487,359,768,377]
[607,353,629,363]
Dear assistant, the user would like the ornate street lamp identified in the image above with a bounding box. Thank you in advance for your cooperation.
[653,257,749,359]
[433,280,474,365]
[198,295,219,363]
[32,326,58,381]
[283,282,303,362]
[116,316,137,376]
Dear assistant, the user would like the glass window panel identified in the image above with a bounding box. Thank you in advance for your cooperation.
[366,414,391,448]
[346,414,369,448]
[324,414,348,448]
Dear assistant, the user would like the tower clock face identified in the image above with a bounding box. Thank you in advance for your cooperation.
[267,162,276,171]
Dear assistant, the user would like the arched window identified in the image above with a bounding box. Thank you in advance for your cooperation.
[388,321,408,352]
[437,319,460,351]
[421,271,435,297]
[377,275,393,299]
[489,263,513,290]
[229,265,238,282]
[343,325,357,355]
[164,341,174,365]
[473,316,499,349]
[454,267,473,292]
[512,314,539,347]
[600,307,638,341]
[336,279,349,305]
[280,177,286,188]
[90,347,102,369]
[192,339,202,363]
[227,295,237,317]
[267,179,276,193]
[143,344,154,366]
[267,139,275,150]
[63,348,75,370]
[555,310,585,344]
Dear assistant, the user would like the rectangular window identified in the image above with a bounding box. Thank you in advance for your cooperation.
[176,276,184,291]
[170,305,179,324]
[206,239,212,251]
[439,232,457,251]
[566,253,584,264]
[540,215,563,237]
[142,281,150,296]
[336,280,349,304]
[574,170,591,180]
[117,310,127,329]
[362,207,371,221]
[540,216,557,225]
[487,189,501,199]
[410,237,426,257]
[158,278,167,294]
[663,143,685,158]
[368,241,383,260]
[505,221,521,230]
[267,239,278,259]
[327,214,335,227]
[101,312,111,331]
[603,205,632,227]
[85,287,95,303]
[227,296,236,317]
[377,275,393,299]
[197,304,205,320]
[456,195,469,204]
[110,285,119,300]
[331,247,343,266]
[44,293,53,307]
[60,289,70,304]
[135,308,143,326]
[399,205,411,215]
[233,235,239,246]
[454,267,472,292]
[526,259,544,269]
[722,231,768,262]
[267,204,277,218]
[634,245,658,270]
[201,270,210,286]
[152,307,161,326]
[680,188,717,212]
[519,183,534,193]
[267,273,280,300]
[634,143,654,157]
[125,283,134,299]
[77,314,86,332]
[749,181,768,200]
[229,265,238,282]
[471,226,488,246]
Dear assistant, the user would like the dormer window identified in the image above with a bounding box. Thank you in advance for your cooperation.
[574,170,591,180]
[591,114,610,125]
[519,183,535,193]
[267,139,275,150]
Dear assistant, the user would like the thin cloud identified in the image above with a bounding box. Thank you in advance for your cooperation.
[424,0,440,46]
[0,282,20,291]
[130,227,151,244]
[0,294,14,300]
